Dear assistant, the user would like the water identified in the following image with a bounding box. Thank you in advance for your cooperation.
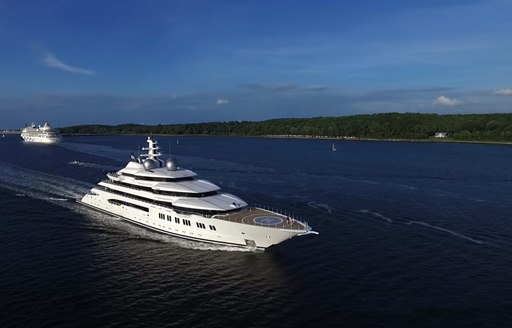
[1,135,512,327]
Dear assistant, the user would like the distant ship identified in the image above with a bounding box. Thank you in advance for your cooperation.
[20,122,62,144]
[78,136,317,249]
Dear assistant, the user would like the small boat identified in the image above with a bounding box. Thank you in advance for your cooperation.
[332,143,336,151]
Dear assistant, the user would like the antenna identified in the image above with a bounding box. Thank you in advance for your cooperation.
[137,143,141,162]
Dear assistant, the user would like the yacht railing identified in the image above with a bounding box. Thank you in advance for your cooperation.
[213,205,311,231]
[216,214,310,231]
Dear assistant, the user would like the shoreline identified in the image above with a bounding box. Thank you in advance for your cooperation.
[59,133,512,146]
[261,134,512,145]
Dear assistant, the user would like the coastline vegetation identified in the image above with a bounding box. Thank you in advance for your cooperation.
[60,113,512,142]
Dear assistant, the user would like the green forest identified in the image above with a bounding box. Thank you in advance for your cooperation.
[60,113,512,142]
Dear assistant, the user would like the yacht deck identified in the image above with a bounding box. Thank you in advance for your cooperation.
[93,183,309,231]
[214,207,306,230]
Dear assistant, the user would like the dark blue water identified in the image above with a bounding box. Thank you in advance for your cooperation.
[1,135,512,327]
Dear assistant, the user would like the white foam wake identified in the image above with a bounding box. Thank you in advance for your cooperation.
[359,209,484,245]
[398,184,418,190]
[68,161,118,171]
[308,201,332,213]
[404,220,484,245]
[0,162,92,199]
[172,239,261,252]
[359,209,392,223]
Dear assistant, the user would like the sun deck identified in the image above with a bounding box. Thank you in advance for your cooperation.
[213,207,308,230]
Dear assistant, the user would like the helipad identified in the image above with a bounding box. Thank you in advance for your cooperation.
[253,216,283,225]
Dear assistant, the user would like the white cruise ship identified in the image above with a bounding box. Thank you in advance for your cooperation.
[20,122,62,143]
[79,137,317,249]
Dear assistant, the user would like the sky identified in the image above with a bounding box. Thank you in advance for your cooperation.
[1,0,511,128]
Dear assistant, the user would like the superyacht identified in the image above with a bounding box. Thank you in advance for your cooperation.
[79,137,317,249]
[20,122,62,143]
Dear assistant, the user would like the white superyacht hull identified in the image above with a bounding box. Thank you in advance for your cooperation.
[80,189,307,249]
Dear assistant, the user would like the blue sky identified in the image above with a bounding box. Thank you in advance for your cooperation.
[1,0,511,128]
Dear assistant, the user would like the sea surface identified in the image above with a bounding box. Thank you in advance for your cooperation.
[1,135,512,327]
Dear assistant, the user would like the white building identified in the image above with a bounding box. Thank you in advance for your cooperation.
[434,132,447,138]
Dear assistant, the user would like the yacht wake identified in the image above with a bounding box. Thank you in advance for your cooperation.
[308,201,332,213]
[172,240,260,252]
[0,162,92,200]
[46,197,72,201]
[398,184,418,190]
[67,160,118,171]
[404,220,484,245]
[359,209,485,245]
[359,209,392,223]
[0,162,263,252]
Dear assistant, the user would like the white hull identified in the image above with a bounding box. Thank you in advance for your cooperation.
[21,134,62,143]
[78,136,317,250]
[20,122,61,144]
[80,189,305,249]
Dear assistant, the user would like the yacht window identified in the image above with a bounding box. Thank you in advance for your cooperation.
[121,172,195,182]
[110,180,217,198]
[107,199,149,212]
[175,217,180,224]
[102,185,244,218]
[209,225,216,231]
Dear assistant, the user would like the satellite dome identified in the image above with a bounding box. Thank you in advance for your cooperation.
[143,159,157,170]
[166,158,178,171]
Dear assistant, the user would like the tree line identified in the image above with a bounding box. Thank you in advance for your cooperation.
[60,113,512,142]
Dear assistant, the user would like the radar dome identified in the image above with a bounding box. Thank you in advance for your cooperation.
[143,159,157,170]
[166,158,178,171]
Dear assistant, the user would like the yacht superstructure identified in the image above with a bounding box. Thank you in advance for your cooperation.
[79,137,317,249]
[20,122,62,143]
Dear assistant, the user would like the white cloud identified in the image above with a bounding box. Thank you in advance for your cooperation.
[43,53,95,76]
[433,96,460,106]
[493,88,512,96]
[216,98,229,105]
